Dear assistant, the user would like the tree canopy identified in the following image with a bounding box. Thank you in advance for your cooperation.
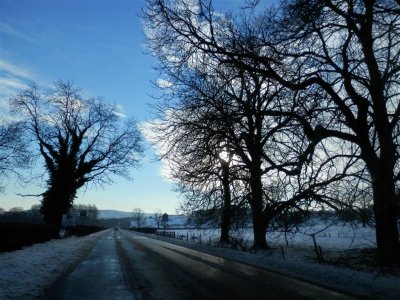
[10,81,143,225]
[143,0,400,266]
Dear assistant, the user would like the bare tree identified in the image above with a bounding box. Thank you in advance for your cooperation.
[145,45,339,249]
[0,120,31,192]
[143,0,309,249]
[154,209,163,228]
[132,208,146,228]
[149,67,251,243]
[143,0,400,266]
[10,81,143,225]
[259,0,400,266]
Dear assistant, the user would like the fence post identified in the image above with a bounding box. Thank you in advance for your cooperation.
[311,234,322,265]
[280,245,285,260]
[318,245,324,265]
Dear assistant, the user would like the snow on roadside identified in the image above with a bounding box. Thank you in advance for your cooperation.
[0,229,108,300]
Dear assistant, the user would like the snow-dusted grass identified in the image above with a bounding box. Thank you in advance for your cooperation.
[166,222,377,250]
[0,229,108,299]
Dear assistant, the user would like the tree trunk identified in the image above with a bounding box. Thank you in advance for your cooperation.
[41,168,77,225]
[251,204,268,249]
[220,162,231,243]
[249,167,268,249]
[371,170,399,266]
[41,187,75,225]
[365,106,400,266]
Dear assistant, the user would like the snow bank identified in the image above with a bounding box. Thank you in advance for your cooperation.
[0,230,107,299]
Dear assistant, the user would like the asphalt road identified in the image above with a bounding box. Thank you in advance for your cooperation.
[47,230,358,300]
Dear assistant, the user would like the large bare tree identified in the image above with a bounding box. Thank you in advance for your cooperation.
[10,81,143,225]
[143,0,400,265]
[263,0,400,266]
[149,94,240,242]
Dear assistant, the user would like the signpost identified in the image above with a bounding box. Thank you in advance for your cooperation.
[61,213,78,227]
[161,213,168,230]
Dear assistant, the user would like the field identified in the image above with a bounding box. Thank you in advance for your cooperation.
[158,221,376,248]
[154,220,386,272]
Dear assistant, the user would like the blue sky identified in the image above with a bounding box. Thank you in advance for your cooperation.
[0,0,275,214]
[0,0,181,213]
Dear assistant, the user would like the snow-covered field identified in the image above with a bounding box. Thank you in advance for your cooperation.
[1,225,399,299]
[163,222,377,250]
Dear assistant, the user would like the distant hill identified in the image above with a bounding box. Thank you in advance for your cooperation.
[97,210,179,220]
[97,210,188,228]
[97,210,132,219]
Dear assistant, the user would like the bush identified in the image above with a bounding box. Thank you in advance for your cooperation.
[0,223,59,252]
[130,227,157,234]
[67,225,105,236]
[0,223,106,252]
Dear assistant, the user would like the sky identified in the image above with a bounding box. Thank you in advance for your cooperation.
[0,0,182,213]
[0,0,275,214]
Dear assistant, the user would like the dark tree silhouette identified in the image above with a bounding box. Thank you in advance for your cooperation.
[10,81,143,225]
[0,120,31,192]
[149,101,239,243]
[143,0,400,266]
[260,0,400,266]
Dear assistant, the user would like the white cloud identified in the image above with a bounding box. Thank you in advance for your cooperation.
[112,104,126,118]
[0,59,33,80]
[139,120,176,183]
[166,55,180,63]
[138,120,158,145]
[0,21,35,43]
[158,159,176,183]
[0,77,27,91]
[0,60,36,99]
[0,77,29,111]
[155,78,173,88]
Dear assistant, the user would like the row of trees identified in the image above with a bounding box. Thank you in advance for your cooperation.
[131,208,169,229]
[1,81,143,226]
[0,203,99,224]
[142,0,400,266]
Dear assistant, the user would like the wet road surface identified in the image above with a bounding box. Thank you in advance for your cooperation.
[47,230,358,300]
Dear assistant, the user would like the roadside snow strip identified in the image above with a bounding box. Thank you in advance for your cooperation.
[0,229,107,299]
